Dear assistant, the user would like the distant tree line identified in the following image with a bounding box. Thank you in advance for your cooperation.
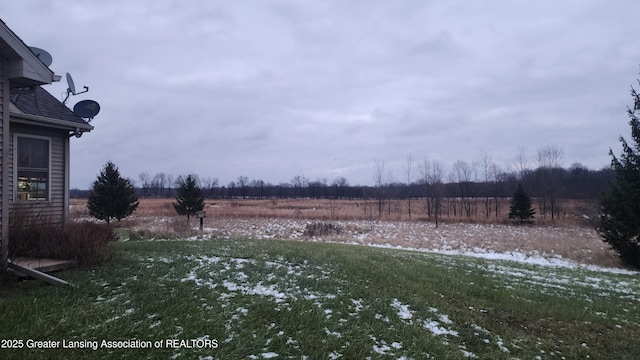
[71,160,614,215]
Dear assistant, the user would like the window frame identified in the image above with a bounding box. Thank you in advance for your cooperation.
[14,134,51,202]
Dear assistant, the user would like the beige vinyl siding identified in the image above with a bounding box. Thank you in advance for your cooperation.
[0,58,6,267]
[9,124,67,225]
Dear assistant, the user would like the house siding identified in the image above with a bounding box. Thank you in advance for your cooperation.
[8,123,67,225]
[0,58,6,269]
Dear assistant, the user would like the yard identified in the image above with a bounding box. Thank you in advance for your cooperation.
[1,232,639,359]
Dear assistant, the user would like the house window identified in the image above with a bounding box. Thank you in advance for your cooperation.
[16,136,50,201]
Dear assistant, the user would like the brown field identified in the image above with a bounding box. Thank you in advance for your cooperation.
[69,197,625,269]
[72,197,599,225]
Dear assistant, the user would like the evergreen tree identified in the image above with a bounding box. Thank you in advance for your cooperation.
[508,183,536,225]
[173,174,205,222]
[598,82,640,268]
[87,161,139,223]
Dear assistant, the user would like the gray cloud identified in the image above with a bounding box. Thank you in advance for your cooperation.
[2,0,639,188]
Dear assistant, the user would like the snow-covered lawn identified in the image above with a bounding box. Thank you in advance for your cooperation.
[4,229,639,359]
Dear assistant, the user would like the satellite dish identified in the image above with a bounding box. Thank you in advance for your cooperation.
[66,73,76,94]
[63,72,89,104]
[73,99,100,120]
[29,47,53,67]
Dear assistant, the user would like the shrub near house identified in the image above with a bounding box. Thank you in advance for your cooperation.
[88,162,139,223]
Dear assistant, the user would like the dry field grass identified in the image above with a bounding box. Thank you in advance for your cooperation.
[72,197,600,224]
[69,197,624,269]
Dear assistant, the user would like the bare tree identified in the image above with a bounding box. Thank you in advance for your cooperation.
[536,144,565,220]
[166,174,175,197]
[151,172,167,197]
[419,159,433,218]
[489,163,504,218]
[373,159,387,217]
[404,155,415,218]
[139,172,150,196]
[237,176,249,199]
[514,147,529,181]
[536,144,564,169]
[419,158,444,227]
[291,175,308,198]
[452,160,473,217]
[250,178,266,198]
[332,176,349,198]
[430,164,444,227]
[479,151,494,218]
[201,177,219,198]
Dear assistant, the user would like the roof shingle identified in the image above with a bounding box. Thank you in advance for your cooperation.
[10,86,90,126]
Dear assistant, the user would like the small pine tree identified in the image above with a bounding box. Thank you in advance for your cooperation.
[87,161,139,223]
[508,183,536,225]
[598,81,640,268]
[173,174,205,223]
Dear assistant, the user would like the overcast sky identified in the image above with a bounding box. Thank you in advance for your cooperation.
[3,1,640,189]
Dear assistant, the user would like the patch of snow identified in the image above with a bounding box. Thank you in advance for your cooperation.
[374,244,638,275]
[496,337,510,353]
[461,349,477,358]
[149,320,161,329]
[438,314,453,324]
[391,299,413,323]
[350,298,365,315]
[373,344,391,354]
[423,320,459,337]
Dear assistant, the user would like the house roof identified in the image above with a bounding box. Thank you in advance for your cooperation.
[10,87,93,132]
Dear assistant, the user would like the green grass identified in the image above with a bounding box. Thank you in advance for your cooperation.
[1,238,639,359]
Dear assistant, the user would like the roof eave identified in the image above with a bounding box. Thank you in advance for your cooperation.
[0,20,57,87]
[9,111,94,133]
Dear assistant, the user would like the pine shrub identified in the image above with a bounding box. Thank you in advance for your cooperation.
[88,161,139,223]
[508,183,536,225]
[598,82,640,268]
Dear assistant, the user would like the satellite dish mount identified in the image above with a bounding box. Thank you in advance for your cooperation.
[63,72,88,104]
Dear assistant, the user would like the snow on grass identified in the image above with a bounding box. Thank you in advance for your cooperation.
[194,217,632,273]
[461,348,478,358]
[177,253,340,309]
[496,336,510,353]
[324,327,342,338]
[390,299,460,337]
[219,279,294,303]
[477,263,640,302]
[367,243,637,275]
[371,338,403,356]
[349,298,365,316]
[431,248,637,275]
[390,298,413,323]
[248,353,279,359]
[68,228,640,360]
[373,343,391,354]
[423,319,459,337]
[121,221,640,359]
